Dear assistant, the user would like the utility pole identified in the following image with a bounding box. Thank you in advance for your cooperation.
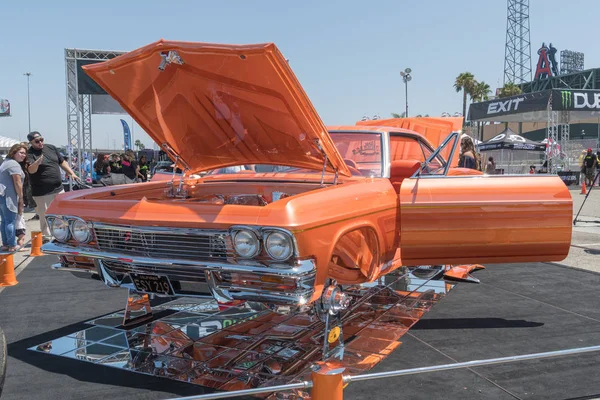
[24,72,32,133]
[400,68,412,117]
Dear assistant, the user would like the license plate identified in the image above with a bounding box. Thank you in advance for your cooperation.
[130,273,174,295]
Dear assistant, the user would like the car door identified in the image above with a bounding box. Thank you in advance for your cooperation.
[398,135,572,266]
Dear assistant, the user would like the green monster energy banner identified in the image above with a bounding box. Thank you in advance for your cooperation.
[554,89,600,111]
[470,89,600,122]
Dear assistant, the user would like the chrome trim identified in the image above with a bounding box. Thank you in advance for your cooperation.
[229,225,299,261]
[46,241,316,305]
[264,231,294,261]
[442,132,460,176]
[47,215,71,242]
[42,242,313,276]
[411,173,565,179]
[92,223,232,261]
[231,229,261,259]
[92,222,224,236]
[381,131,391,178]
[413,131,460,178]
[70,217,92,244]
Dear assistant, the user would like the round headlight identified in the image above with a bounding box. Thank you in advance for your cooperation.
[265,231,293,260]
[71,219,91,243]
[50,218,70,241]
[233,230,260,258]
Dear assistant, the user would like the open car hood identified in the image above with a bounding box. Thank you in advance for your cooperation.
[83,40,350,176]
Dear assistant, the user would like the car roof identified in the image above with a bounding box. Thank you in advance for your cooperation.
[327,125,434,148]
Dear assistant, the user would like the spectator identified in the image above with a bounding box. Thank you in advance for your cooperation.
[458,136,481,171]
[26,131,80,240]
[121,150,140,183]
[579,149,587,185]
[93,153,110,183]
[138,155,149,182]
[486,157,497,175]
[583,148,597,187]
[109,153,122,174]
[529,165,536,174]
[0,144,27,252]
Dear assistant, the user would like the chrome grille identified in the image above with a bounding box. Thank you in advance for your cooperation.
[101,260,208,282]
[93,224,233,260]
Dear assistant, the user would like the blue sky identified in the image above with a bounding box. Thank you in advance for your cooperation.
[1,0,599,149]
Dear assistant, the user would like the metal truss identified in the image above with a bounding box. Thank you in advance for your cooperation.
[560,111,570,159]
[547,94,559,174]
[65,48,125,178]
[504,0,532,84]
[522,68,598,93]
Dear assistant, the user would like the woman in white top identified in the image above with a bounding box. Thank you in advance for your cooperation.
[0,144,27,252]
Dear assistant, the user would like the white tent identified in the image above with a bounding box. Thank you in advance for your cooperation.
[0,136,21,148]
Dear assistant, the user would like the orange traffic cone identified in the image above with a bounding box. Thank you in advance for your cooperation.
[581,181,587,195]
[0,254,18,286]
[30,231,44,257]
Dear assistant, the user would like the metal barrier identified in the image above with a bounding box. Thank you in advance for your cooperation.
[168,344,600,400]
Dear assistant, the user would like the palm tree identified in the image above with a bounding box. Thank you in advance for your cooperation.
[471,81,491,102]
[391,112,406,118]
[498,82,522,98]
[139,143,145,150]
[454,72,476,125]
[134,139,141,151]
[471,81,492,141]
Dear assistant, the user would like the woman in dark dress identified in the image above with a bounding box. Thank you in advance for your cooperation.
[458,136,480,171]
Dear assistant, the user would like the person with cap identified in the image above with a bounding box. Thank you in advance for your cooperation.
[26,131,80,240]
[583,148,597,188]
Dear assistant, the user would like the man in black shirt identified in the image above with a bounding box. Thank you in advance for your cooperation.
[26,131,79,239]
[583,148,597,187]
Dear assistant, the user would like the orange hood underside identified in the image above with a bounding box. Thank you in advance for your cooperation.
[82,40,350,177]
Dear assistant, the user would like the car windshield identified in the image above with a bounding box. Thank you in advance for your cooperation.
[329,132,383,177]
[207,132,384,177]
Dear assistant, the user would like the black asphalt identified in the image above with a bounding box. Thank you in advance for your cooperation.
[1,257,600,399]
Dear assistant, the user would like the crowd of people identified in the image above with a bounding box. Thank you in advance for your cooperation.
[0,131,156,253]
[90,150,150,186]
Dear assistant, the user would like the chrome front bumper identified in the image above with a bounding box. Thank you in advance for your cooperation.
[42,242,316,306]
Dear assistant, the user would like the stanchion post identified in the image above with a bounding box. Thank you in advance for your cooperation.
[30,231,43,257]
[311,362,344,400]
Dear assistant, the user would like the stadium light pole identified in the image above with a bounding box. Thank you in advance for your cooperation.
[400,68,412,117]
[24,72,32,133]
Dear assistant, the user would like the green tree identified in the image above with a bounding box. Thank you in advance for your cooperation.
[391,112,406,118]
[498,82,522,98]
[134,139,141,150]
[139,143,145,150]
[454,72,477,125]
[470,81,492,141]
[471,81,491,102]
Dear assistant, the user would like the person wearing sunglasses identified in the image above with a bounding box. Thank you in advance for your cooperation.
[26,131,80,241]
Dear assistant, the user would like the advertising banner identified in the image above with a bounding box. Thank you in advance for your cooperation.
[0,99,10,117]
[120,119,132,150]
[552,89,600,112]
[469,91,551,121]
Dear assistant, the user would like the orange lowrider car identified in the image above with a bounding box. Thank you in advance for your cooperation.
[42,40,573,314]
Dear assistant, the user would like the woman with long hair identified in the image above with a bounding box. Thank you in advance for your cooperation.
[0,144,27,252]
[93,153,110,182]
[458,135,480,171]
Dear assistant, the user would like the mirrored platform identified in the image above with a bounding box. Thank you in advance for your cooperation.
[30,267,455,398]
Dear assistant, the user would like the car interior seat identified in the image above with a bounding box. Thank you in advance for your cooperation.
[389,160,421,193]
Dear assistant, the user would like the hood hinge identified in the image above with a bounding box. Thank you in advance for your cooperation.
[314,139,339,187]
[162,143,191,198]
